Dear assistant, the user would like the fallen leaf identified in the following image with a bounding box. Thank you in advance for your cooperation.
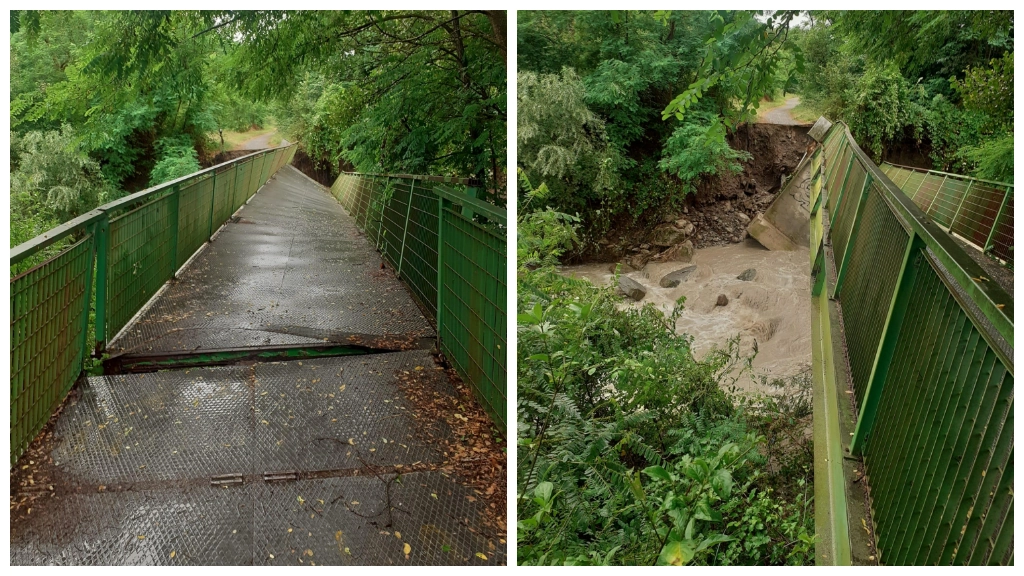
[297,495,305,505]
[395,531,402,539]
[403,543,411,557]
[138,535,146,540]
[170,550,176,559]
[476,552,487,561]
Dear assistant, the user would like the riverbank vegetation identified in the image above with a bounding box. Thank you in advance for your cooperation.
[517,175,815,566]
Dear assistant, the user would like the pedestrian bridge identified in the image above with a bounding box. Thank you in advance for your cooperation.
[10,145,507,565]
[810,120,1012,565]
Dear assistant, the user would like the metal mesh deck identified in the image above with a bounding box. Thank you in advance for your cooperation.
[11,352,504,565]
[107,166,434,356]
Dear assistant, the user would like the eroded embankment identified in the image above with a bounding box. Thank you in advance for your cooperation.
[562,240,810,394]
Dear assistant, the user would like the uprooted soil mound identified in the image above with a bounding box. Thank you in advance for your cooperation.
[583,123,812,265]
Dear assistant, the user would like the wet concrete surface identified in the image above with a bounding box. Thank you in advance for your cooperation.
[108,165,433,356]
[11,352,505,565]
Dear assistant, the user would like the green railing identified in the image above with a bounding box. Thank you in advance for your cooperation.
[329,172,507,432]
[881,162,1013,266]
[10,143,297,465]
[810,121,1013,565]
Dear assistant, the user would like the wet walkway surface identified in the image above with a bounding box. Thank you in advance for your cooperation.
[108,166,433,355]
[11,166,504,566]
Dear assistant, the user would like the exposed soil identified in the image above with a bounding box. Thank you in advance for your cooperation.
[290,148,354,188]
[584,123,812,266]
[688,123,812,247]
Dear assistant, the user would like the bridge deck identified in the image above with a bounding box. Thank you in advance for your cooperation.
[108,165,433,356]
[10,166,503,565]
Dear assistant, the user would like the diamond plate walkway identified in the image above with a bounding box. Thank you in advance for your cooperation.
[10,166,505,565]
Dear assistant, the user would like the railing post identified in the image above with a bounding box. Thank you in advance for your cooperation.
[462,186,478,220]
[208,170,217,239]
[436,188,445,344]
[832,173,872,298]
[376,177,390,251]
[94,215,109,354]
[827,145,855,218]
[947,179,974,231]
[850,233,924,454]
[397,180,415,279]
[80,221,99,370]
[983,186,1012,254]
[169,184,181,278]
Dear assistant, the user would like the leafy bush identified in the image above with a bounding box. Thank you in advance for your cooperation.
[149,136,201,186]
[10,126,109,239]
[659,114,751,192]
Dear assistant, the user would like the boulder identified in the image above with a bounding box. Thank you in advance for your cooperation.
[737,268,757,281]
[618,276,647,301]
[736,212,751,225]
[659,265,698,288]
[627,251,652,271]
[650,224,690,247]
[716,294,729,307]
[654,240,694,263]
[673,218,695,237]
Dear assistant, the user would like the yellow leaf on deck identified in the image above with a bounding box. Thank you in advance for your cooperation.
[403,543,411,556]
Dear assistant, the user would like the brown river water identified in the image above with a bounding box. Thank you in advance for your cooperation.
[560,239,810,393]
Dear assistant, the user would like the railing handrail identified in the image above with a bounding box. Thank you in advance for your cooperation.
[829,122,1013,347]
[881,161,1015,190]
[10,143,297,266]
[340,170,482,187]
[435,184,507,226]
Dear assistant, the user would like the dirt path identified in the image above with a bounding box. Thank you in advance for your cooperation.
[237,131,288,150]
[760,96,805,126]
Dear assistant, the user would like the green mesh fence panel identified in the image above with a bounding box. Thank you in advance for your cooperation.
[816,126,1012,565]
[837,183,909,406]
[9,146,296,467]
[105,190,178,339]
[439,206,507,429]
[863,254,1012,566]
[881,163,1013,266]
[10,234,95,464]
[329,172,506,430]
[176,173,216,269]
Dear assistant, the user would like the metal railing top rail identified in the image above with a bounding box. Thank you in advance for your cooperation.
[882,161,1015,190]
[10,143,296,267]
[827,122,1013,347]
[435,184,507,225]
[339,171,482,187]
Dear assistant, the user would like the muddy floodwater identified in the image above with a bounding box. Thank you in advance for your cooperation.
[560,239,810,393]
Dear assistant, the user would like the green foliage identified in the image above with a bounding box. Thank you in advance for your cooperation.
[517,11,798,242]
[659,114,751,190]
[223,11,507,193]
[965,132,1014,183]
[10,126,111,247]
[797,11,1014,179]
[516,221,815,565]
[517,68,619,222]
[148,136,201,186]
